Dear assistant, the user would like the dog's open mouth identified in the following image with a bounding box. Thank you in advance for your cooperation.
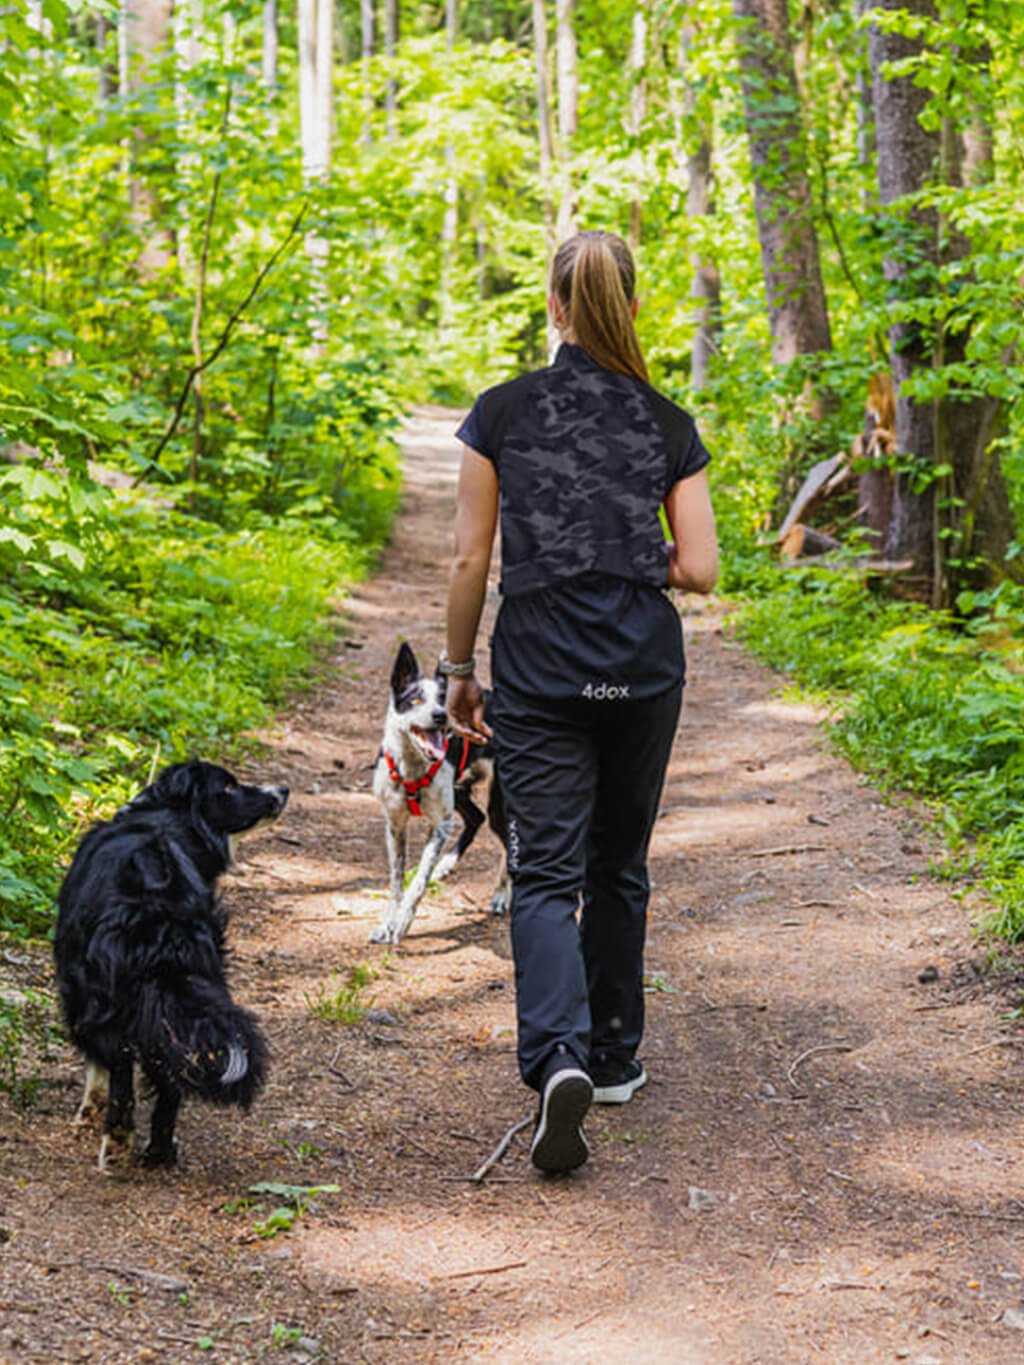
[411,726,448,763]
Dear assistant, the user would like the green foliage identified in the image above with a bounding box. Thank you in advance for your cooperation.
[242,1182,340,1239]
[305,959,387,1024]
[4,0,1024,976]
[736,559,1024,940]
[0,464,398,935]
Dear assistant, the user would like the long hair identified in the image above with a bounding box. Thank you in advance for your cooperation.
[550,230,649,384]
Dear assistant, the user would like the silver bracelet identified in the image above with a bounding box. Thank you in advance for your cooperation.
[438,651,476,678]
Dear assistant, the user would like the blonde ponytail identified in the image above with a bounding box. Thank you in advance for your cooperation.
[550,231,649,385]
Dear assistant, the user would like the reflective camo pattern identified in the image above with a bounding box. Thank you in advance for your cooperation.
[459,343,705,598]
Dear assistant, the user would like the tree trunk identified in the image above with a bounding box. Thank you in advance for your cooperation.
[733,0,832,366]
[315,0,333,161]
[361,0,375,146]
[554,0,576,242]
[868,0,939,594]
[870,0,1014,602]
[384,0,399,141]
[439,0,458,341]
[121,0,174,274]
[262,0,278,92]
[298,0,332,342]
[678,10,720,390]
[627,0,647,248]
[532,0,555,265]
[97,13,116,101]
[173,0,195,272]
[853,0,874,208]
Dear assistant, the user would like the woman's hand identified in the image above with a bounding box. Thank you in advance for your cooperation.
[446,675,492,744]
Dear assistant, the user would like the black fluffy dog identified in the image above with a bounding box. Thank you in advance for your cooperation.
[54,760,289,1171]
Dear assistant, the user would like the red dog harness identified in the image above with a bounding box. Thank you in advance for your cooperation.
[384,738,472,817]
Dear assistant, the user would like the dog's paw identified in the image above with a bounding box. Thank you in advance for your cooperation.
[369,923,401,946]
[98,1128,134,1174]
[74,1096,107,1129]
[432,852,459,883]
[142,1139,179,1168]
[489,891,510,916]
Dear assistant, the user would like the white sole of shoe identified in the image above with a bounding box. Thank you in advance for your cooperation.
[592,1066,647,1105]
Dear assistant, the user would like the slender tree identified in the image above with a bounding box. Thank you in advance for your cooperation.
[555,0,577,242]
[733,0,832,366]
[677,8,720,390]
[384,0,400,140]
[869,0,1014,601]
[263,0,279,93]
[298,0,332,340]
[440,0,458,339]
[121,0,175,273]
[627,0,648,248]
[361,0,375,145]
[531,0,556,255]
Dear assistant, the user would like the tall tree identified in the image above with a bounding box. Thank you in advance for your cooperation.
[121,0,175,273]
[263,0,279,94]
[440,0,458,339]
[361,0,375,145]
[733,0,832,366]
[555,0,577,242]
[869,0,1014,602]
[298,0,333,340]
[627,0,648,248]
[384,0,400,140]
[532,0,555,261]
[677,6,720,389]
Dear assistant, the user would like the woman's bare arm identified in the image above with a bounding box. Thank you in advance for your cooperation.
[664,468,718,593]
[445,445,499,741]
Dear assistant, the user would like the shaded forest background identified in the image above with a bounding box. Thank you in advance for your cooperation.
[3,0,1024,996]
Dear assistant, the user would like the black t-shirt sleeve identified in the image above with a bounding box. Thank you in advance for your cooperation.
[455,396,493,462]
[672,423,711,486]
[645,387,711,492]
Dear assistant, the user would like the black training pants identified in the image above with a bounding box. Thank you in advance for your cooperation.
[491,684,683,1091]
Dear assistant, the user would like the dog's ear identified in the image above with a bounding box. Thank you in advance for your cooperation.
[127,838,173,892]
[391,641,420,699]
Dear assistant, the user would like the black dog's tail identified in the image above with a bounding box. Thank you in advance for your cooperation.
[137,978,268,1108]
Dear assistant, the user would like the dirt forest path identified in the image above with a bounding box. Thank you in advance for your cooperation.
[4,409,1024,1365]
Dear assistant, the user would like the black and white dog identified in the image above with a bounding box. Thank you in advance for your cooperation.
[370,642,508,945]
[54,760,289,1171]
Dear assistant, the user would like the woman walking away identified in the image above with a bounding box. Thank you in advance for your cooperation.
[443,230,718,1174]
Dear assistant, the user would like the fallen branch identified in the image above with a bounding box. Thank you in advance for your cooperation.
[786,1040,853,1087]
[680,1001,767,1017]
[961,1037,1017,1057]
[471,1116,531,1183]
[326,1043,355,1088]
[433,1259,528,1281]
[99,1264,188,1293]
[749,844,827,859]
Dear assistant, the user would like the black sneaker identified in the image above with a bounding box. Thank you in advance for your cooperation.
[591,1058,647,1105]
[530,1053,594,1174]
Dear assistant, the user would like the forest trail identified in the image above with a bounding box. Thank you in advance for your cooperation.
[3,409,1024,1365]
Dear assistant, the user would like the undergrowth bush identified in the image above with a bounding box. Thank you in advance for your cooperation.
[734,561,1024,941]
[0,431,400,940]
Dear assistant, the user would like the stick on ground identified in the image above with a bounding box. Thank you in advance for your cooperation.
[471,1116,531,1183]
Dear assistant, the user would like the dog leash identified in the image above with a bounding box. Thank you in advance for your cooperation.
[384,737,472,817]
